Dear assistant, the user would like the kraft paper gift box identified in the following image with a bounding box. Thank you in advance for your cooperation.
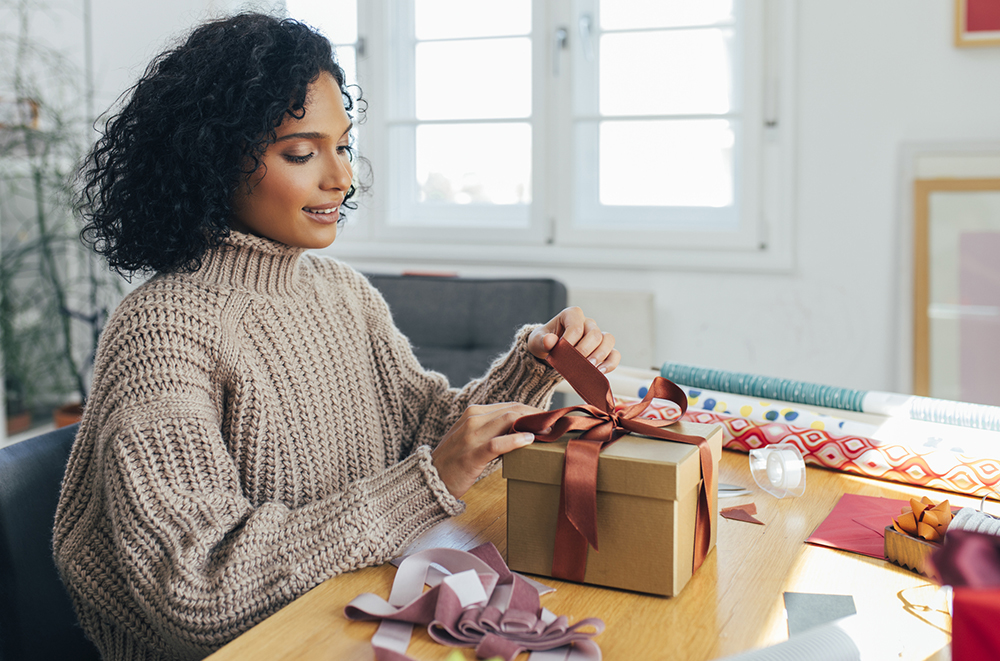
[503,420,723,597]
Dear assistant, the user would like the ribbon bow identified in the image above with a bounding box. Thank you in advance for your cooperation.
[513,338,715,584]
[893,497,953,543]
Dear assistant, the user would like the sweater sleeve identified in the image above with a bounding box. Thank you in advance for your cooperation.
[53,294,464,659]
[102,417,454,656]
[344,268,564,457]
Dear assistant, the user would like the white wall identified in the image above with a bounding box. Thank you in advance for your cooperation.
[16,0,1000,396]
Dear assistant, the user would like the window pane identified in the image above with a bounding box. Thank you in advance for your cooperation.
[416,39,531,120]
[337,46,357,88]
[416,123,531,204]
[600,0,734,30]
[599,120,734,207]
[415,0,531,40]
[286,0,357,44]
[600,29,733,116]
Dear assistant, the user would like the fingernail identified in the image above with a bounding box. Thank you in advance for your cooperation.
[598,365,607,373]
[589,358,598,366]
[520,433,535,444]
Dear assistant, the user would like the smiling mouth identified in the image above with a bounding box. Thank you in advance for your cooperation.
[303,206,339,215]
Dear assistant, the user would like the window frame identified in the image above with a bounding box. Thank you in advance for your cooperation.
[329,0,797,272]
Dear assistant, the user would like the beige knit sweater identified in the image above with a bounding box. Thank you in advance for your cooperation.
[53,231,561,661]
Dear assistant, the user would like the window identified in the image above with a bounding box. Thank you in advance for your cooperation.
[287,0,359,85]
[386,1,534,230]
[286,0,796,270]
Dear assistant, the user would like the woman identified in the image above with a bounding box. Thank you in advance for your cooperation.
[53,12,618,661]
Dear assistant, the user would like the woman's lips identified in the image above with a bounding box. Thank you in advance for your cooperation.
[302,205,340,223]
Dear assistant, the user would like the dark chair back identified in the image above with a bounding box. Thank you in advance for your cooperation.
[366,274,567,387]
[0,424,100,661]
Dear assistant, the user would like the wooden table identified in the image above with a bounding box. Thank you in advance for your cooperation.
[208,450,977,660]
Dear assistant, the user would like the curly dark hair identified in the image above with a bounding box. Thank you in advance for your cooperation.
[78,13,360,277]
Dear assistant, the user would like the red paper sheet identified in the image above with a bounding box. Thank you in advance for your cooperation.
[806,493,908,559]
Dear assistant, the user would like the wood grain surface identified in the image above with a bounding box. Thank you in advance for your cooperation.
[208,450,978,661]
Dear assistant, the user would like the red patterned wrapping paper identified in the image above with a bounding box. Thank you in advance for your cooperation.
[618,396,1000,498]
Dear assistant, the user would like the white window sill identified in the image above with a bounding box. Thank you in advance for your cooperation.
[324,238,794,273]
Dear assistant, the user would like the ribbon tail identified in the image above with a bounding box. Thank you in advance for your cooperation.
[561,439,602,552]
[552,481,590,583]
[552,438,603,583]
[692,442,714,571]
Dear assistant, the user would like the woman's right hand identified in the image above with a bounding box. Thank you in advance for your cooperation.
[431,403,540,499]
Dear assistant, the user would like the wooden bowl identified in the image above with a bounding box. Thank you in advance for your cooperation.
[884,525,941,582]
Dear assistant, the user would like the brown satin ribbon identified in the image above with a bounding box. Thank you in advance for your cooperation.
[513,338,715,584]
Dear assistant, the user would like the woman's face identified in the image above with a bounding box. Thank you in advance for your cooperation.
[231,73,353,249]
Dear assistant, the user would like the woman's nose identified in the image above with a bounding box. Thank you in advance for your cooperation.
[323,154,353,191]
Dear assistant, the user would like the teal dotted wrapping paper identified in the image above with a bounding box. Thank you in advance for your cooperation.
[658,363,866,413]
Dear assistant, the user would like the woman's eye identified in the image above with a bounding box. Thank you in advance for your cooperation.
[283,152,314,164]
[338,145,355,161]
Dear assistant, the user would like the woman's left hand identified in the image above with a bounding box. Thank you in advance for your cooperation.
[527,306,620,374]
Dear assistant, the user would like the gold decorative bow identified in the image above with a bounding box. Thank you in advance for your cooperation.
[893,497,953,543]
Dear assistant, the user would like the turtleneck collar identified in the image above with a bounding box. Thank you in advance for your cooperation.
[187,231,310,297]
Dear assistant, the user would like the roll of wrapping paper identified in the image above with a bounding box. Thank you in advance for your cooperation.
[689,408,999,498]
[613,392,1000,499]
[602,371,1000,462]
[660,362,1000,432]
[678,385,1000,461]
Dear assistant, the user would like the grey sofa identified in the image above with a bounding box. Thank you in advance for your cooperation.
[365,274,567,387]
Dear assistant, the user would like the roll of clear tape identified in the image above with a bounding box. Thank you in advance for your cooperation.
[749,444,807,499]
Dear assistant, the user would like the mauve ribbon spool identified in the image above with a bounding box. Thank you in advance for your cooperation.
[344,543,604,661]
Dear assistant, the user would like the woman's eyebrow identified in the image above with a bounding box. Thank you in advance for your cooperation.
[276,131,326,142]
[276,124,353,143]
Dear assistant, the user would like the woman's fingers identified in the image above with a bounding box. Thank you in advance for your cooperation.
[591,333,620,373]
[483,431,535,460]
[463,405,532,453]
[571,318,606,360]
[431,403,542,498]
[527,307,619,375]
[553,307,587,346]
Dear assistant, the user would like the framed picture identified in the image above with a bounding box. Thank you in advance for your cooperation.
[955,0,1000,47]
[913,178,1000,405]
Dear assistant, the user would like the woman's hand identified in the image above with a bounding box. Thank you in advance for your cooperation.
[432,403,541,499]
[527,306,620,374]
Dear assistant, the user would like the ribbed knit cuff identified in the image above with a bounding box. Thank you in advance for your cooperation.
[323,448,466,574]
[413,445,466,516]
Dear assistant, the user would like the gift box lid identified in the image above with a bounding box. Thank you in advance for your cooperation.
[502,421,721,501]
